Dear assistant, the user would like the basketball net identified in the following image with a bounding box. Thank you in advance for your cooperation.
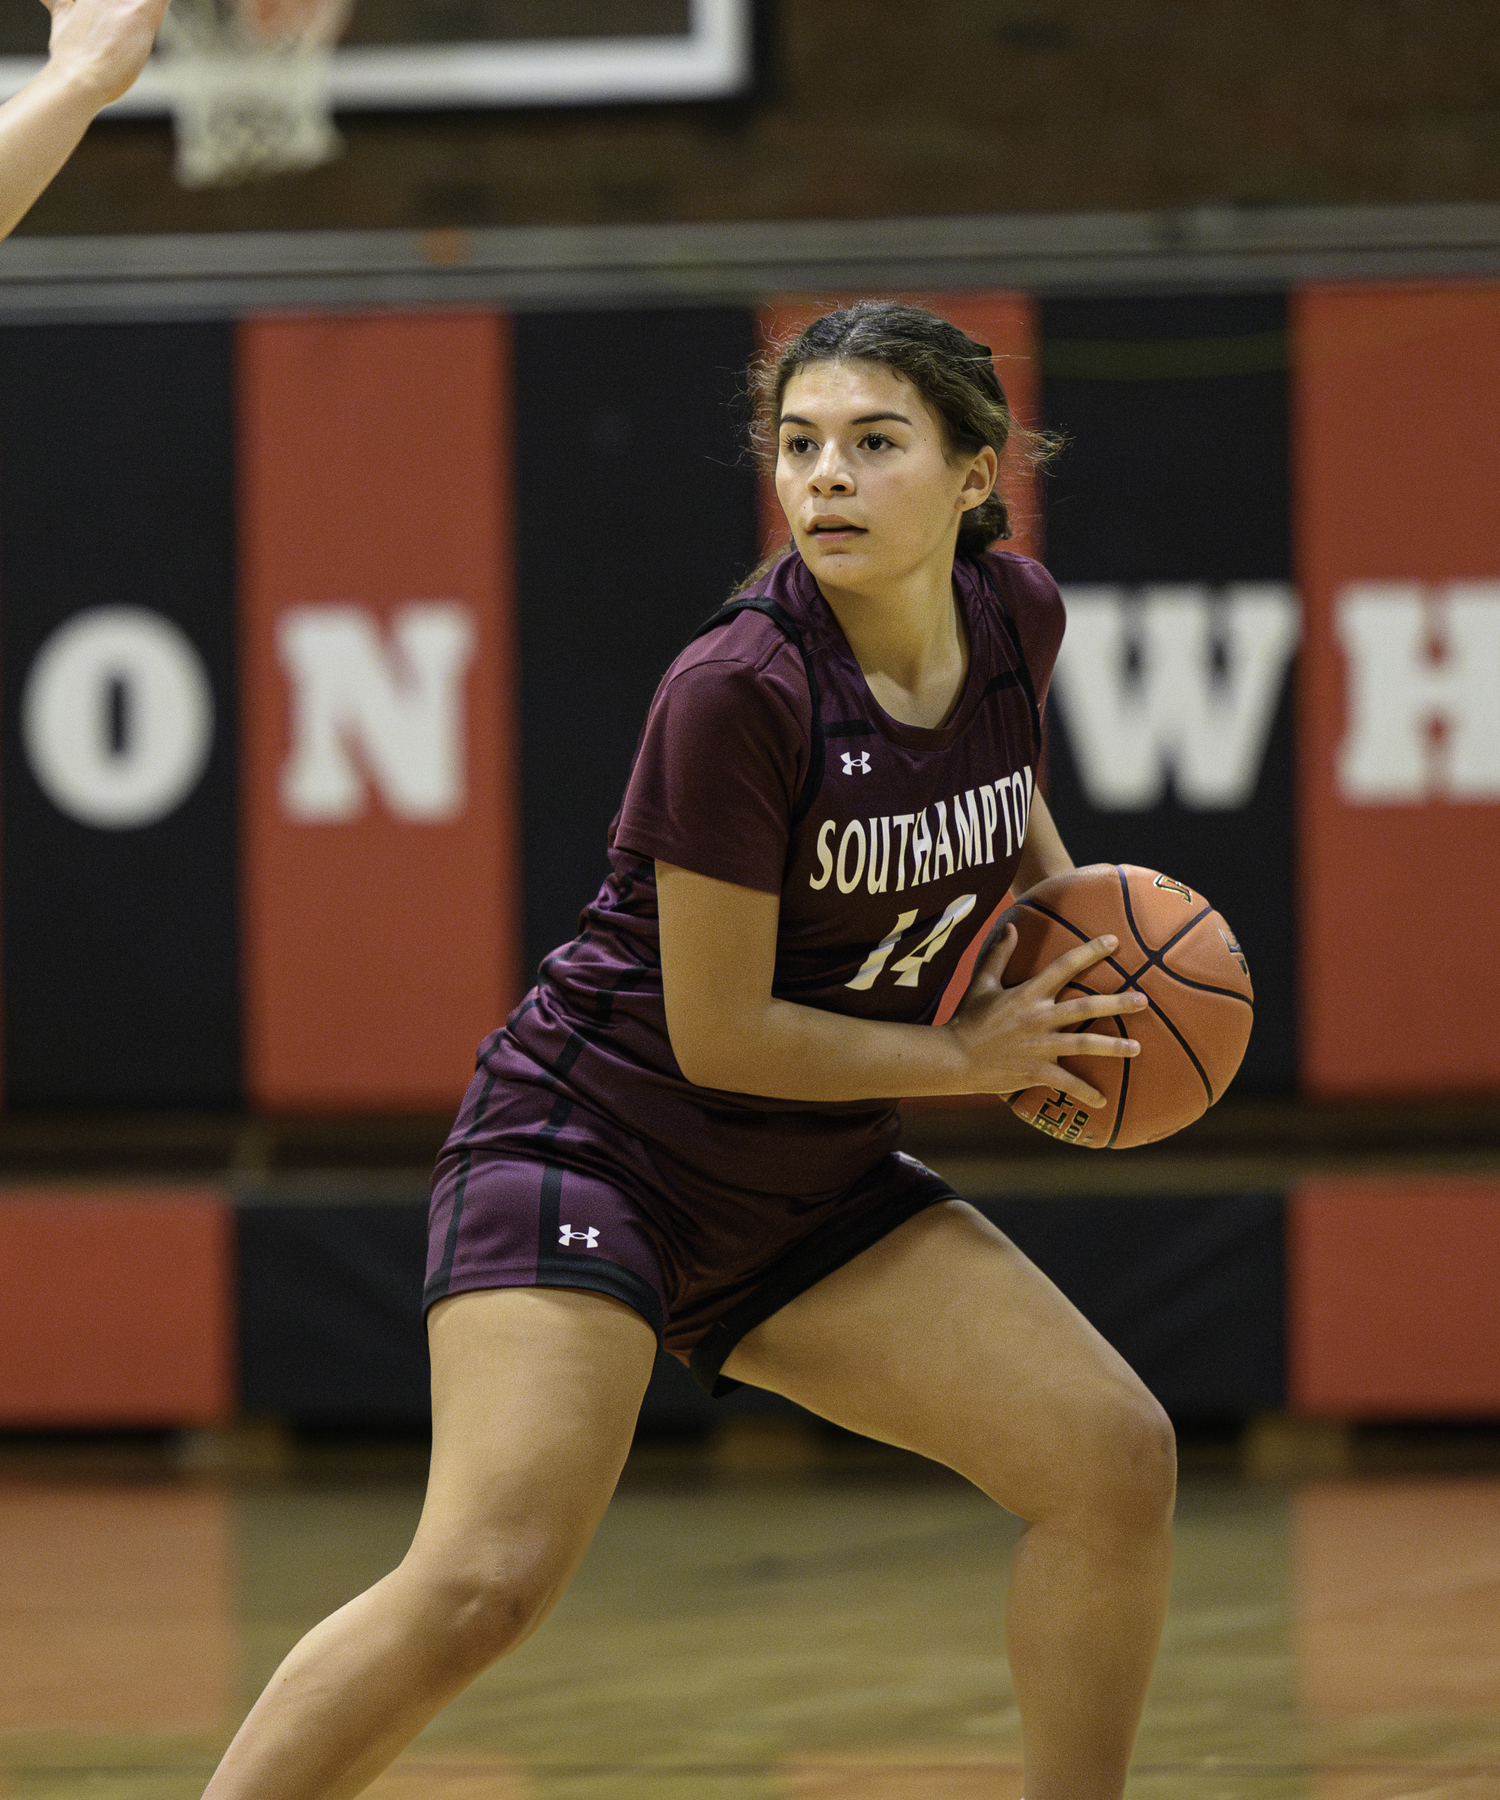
[155,0,355,187]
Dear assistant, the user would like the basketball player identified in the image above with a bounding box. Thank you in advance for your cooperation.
[0,0,170,240]
[203,304,1174,1800]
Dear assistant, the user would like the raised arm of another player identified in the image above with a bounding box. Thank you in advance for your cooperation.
[0,0,169,241]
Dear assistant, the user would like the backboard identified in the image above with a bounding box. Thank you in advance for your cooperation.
[0,0,756,115]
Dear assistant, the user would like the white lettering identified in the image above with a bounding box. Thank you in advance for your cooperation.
[891,893,978,987]
[867,816,891,893]
[910,809,933,885]
[952,789,981,869]
[21,606,214,830]
[846,908,919,991]
[979,784,999,863]
[932,799,956,880]
[1052,584,1299,809]
[891,813,915,891]
[279,604,475,821]
[835,819,867,894]
[995,778,1013,857]
[1337,583,1500,801]
[809,818,836,889]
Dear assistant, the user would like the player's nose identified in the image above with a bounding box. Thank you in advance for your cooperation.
[809,444,851,491]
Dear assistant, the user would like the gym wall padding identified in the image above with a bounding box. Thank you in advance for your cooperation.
[977,1193,1285,1418]
[512,307,759,982]
[237,1198,434,1424]
[0,323,242,1109]
[238,312,519,1111]
[1039,293,1297,1095]
[0,1189,234,1427]
[1,285,1495,1111]
[228,1189,1287,1428]
[5,1177,1496,1429]
[1288,1178,1500,1417]
[1294,285,1500,1098]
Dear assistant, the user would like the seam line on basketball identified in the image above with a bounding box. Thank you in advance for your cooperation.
[1118,867,1209,965]
[1113,874,1251,1003]
[1107,1021,1130,1149]
[1027,897,1215,1105]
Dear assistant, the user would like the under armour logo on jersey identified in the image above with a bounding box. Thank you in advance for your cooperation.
[842,752,872,775]
[558,1225,599,1249]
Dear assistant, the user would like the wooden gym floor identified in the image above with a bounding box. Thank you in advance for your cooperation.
[2,1422,1498,1800]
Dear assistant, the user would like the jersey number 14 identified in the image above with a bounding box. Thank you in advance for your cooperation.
[845,894,977,992]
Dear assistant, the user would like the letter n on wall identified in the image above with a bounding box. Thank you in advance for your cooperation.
[239,313,519,1109]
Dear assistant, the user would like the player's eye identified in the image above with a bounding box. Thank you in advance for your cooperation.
[862,432,892,451]
[782,434,814,456]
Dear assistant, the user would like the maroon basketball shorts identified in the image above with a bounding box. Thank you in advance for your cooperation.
[424,1068,959,1397]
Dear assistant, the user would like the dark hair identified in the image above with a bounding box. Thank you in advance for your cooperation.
[747,299,1058,563]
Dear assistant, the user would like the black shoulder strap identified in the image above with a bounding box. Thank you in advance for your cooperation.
[686,597,825,828]
[972,557,1044,760]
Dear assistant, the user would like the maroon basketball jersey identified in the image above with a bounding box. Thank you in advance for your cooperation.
[491,548,1065,1199]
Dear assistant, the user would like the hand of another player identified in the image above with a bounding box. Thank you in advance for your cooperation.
[946,927,1147,1108]
[41,0,171,108]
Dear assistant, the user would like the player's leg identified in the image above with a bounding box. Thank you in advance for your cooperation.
[203,1285,656,1800]
[720,1198,1175,1800]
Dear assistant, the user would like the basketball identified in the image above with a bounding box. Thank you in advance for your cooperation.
[996,863,1254,1149]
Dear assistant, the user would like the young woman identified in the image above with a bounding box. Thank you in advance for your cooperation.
[0,0,169,240]
[203,303,1175,1800]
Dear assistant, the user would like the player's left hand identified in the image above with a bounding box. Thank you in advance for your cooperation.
[41,0,171,108]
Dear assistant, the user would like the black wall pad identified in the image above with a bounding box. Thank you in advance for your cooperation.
[234,1190,1283,1430]
[512,307,759,983]
[237,1200,434,1425]
[973,1191,1285,1419]
[1039,292,1295,1095]
[0,321,241,1107]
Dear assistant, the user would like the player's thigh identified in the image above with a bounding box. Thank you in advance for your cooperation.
[721,1200,1174,1527]
[409,1286,657,1612]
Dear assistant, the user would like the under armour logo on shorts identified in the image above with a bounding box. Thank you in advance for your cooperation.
[558,1224,600,1249]
[841,751,871,775]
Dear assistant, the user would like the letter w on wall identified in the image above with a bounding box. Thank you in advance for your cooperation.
[278,604,475,821]
[1052,585,1299,810]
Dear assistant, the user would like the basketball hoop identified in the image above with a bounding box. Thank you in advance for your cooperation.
[155,0,355,188]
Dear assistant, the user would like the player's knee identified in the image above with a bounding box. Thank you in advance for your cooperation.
[1089,1387,1177,1534]
[412,1552,559,1670]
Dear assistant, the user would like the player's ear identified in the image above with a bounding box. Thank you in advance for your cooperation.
[959,444,999,510]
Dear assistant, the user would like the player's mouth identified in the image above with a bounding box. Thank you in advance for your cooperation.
[807,518,866,541]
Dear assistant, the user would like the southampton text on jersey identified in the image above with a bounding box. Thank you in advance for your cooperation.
[808,766,1035,897]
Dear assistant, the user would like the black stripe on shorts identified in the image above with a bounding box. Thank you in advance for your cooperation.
[687,1164,958,1398]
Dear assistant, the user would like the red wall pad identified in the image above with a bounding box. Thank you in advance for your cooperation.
[1289,1178,1500,1417]
[1294,284,1500,1097]
[239,312,519,1112]
[0,1191,234,1427]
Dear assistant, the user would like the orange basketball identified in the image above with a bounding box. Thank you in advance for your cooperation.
[997,863,1254,1149]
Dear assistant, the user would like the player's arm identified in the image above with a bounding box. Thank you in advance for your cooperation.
[1012,787,1074,894]
[657,860,1144,1109]
[0,0,169,241]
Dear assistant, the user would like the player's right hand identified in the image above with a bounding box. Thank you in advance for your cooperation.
[946,927,1147,1109]
[41,0,171,108]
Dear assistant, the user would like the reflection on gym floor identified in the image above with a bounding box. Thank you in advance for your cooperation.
[2,1431,1498,1800]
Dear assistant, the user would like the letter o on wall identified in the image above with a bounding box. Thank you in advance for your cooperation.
[21,607,215,829]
